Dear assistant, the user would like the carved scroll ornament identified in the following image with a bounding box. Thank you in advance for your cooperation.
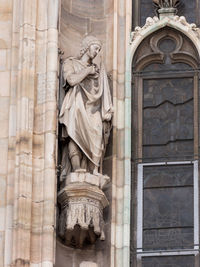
[131,15,200,43]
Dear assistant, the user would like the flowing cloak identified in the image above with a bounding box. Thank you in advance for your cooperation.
[59,57,113,167]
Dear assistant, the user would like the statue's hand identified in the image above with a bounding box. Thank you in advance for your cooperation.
[103,113,112,121]
[88,65,96,75]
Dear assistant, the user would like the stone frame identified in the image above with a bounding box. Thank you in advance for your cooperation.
[123,14,200,267]
[136,161,199,266]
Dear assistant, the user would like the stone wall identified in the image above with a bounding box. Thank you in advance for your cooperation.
[0,1,13,266]
[0,0,134,266]
[59,0,113,72]
[111,1,132,266]
[0,1,59,266]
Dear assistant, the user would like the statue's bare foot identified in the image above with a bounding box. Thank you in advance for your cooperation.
[93,167,101,176]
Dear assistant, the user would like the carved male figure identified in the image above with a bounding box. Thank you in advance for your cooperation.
[59,36,113,177]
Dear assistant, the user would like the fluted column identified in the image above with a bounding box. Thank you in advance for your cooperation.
[111,0,132,266]
[1,1,59,266]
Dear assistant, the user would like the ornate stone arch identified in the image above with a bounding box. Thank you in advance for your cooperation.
[129,15,200,68]
[125,13,200,267]
[125,14,200,176]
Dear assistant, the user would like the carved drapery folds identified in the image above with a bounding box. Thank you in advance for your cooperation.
[57,36,113,248]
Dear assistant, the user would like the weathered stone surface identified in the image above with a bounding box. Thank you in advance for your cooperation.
[72,0,104,19]
[64,172,110,190]
[58,172,109,248]
[61,7,90,33]
[80,262,98,267]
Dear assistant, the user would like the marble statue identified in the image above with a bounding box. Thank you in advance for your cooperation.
[58,36,112,247]
[59,36,113,180]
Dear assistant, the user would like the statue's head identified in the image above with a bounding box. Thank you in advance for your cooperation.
[80,35,102,59]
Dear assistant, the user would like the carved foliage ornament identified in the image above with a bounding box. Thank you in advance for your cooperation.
[153,0,179,9]
[130,16,200,43]
[132,28,199,71]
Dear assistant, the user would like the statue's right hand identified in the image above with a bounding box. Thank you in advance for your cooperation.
[88,65,96,75]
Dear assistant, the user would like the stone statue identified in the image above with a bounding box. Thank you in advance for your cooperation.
[57,36,113,247]
[59,36,113,180]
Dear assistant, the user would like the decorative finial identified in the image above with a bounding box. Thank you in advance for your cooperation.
[153,0,180,19]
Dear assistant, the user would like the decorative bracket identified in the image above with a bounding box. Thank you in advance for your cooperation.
[58,172,110,248]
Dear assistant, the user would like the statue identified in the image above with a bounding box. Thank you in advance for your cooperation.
[59,36,113,180]
[57,36,113,247]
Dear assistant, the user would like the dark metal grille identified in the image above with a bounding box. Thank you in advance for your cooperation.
[143,165,194,251]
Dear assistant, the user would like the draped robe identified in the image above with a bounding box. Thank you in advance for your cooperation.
[59,57,113,168]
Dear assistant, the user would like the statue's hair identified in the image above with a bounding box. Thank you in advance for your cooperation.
[79,35,102,57]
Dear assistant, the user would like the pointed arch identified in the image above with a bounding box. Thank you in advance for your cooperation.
[128,16,200,72]
[127,15,200,267]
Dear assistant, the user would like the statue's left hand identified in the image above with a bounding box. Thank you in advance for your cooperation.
[87,64,99,79]
[103,113,112,121]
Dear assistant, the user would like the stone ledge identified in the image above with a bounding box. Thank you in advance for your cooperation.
[64,171,110,189]
[58,182,109,208]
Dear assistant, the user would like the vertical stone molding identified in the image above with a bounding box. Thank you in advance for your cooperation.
[0,0,59,266]
[110,0,133,267]
[0,1,13,266]
[111,0,132,267]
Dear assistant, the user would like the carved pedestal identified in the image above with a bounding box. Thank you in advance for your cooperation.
[158,7,176,19]
[58,172,110,248]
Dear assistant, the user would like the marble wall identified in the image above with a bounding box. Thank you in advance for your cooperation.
[0,1,59,266]
[111,1,132,266]
[59,0,114,72]
[0,0,134,266]
[0,1,13,266]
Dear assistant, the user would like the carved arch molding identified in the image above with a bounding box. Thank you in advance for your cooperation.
[133,27,199,71]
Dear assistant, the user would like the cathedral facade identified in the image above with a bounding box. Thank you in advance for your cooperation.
[0,0,200,267]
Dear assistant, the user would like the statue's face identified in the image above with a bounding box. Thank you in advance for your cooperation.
[87,44,101,59]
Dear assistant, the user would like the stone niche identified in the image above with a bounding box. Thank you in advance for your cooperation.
[57,171,110,248]
[57,34,113,249]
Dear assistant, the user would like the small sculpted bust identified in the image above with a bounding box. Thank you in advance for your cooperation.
[59,36,113,179]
